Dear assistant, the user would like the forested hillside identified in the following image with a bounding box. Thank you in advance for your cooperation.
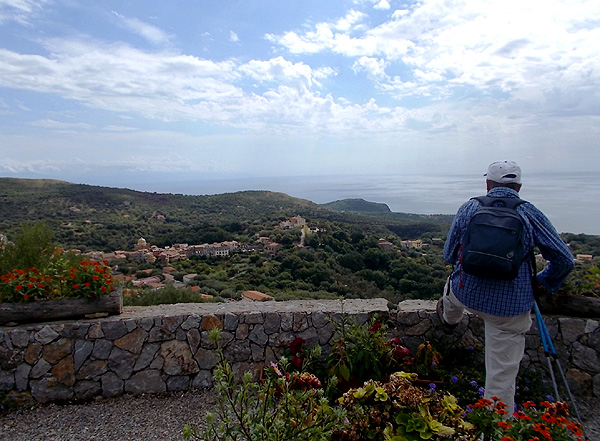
[0,178,452,252]
[1,178,597,305]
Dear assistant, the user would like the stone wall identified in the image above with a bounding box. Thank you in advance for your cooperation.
[0,299,598,405]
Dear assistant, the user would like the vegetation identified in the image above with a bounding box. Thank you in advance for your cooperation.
[0,223,114,303]
[0,178,598,307]
[184,321,585,441]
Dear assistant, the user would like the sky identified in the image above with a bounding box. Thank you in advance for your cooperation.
[1,0,599,190]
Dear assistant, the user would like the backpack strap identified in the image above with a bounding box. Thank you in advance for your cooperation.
[471,195,528,209]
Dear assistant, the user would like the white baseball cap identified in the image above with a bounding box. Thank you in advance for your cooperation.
[484,160,522,184]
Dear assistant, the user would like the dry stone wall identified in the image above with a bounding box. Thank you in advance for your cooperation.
[0,299,598,405]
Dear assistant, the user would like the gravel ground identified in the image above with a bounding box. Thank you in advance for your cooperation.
[0,388,215,441]
[1,388,598,441]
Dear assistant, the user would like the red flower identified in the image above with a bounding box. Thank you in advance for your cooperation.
[15,284,22,291]
[291,356,303,369]
[497,421,512,430]
[369,322,382,333]
[289,337,305,356]
[23,294,29,300]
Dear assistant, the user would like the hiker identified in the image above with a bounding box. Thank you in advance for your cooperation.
[439,160,574,415]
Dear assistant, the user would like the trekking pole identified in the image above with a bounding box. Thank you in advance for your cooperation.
[533,302,560,400]
[533,301,588,439]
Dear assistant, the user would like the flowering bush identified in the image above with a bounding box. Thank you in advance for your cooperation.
[327,317,413,389]
[333,372,475,441]
[466,397,586,441]
[183,329,346,441]
[0,258,114,303]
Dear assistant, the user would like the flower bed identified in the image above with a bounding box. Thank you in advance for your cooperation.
[0,259,120,324]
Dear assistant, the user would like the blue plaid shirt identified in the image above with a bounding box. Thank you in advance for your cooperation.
[443,187,574,317]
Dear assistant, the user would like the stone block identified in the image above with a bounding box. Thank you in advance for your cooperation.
[133,343,159,372]
[223,313,239,331]
[15,363,31,391]
[30,377,73,403]
[101,372,123,397]
[10,330,30,348]
[30,358,51,379]
[160,340,199,376]
[73,340,93,371]
[108,346,136,380]
[35,326,59,345]
[24,342,41,364]
[43,338,72,364]
[125,370,166,394]
[559,317,586,344]
[76,359,107,380]
[74,380,101,400]
[195,348,219,370]
[167,375,191,392]
[249,325,268,346]
[263,313,281,334]
[192,370,213,388]
[51,355,75,386]
[114,327,147,355]
[92,339,113,360]
[101,321,128,340]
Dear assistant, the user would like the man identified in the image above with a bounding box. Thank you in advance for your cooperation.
[439,160,574,414]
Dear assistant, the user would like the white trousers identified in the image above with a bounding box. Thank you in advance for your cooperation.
[442,278,532,414]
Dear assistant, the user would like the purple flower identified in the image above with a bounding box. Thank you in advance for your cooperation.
[470,380,478,387]
[429,383,436,390]
[431,361,437,367]
[468,345,474,351]
[478,387,485,396]
[546,395,555,402]
[451,376,458,384]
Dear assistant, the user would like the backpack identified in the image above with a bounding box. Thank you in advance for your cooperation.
[461,196,527,280]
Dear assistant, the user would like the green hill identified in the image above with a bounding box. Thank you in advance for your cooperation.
[322,198,391,214]
[0,178,451,252]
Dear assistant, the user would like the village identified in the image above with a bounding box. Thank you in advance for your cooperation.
[74,215,436,299]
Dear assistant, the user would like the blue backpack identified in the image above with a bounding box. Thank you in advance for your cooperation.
[461,196,528,280]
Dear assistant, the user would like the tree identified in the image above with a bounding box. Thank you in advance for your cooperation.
[0,222,56,274]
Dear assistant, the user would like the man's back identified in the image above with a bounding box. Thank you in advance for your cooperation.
[444,186,573,317]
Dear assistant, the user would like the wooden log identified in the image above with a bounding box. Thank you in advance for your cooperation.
[537,294,600,318]
[0,287,122,325]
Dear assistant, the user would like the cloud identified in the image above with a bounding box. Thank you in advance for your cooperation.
[0,0,50,25]
[352,56,387,79]
[111,11,172,46]
[29,119,94,131]
[373,0,390,10]
[268,0,600,103]
[229,31,239,42]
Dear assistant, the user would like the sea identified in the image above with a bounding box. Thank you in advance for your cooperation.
[125,172,600,235]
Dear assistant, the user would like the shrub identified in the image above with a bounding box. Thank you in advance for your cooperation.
[333,372,475,440]
[183,329,346,441]
[466,397,586,441]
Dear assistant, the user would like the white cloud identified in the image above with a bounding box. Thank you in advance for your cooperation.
[0,0,50,25]
[29,119,94,131]
[111,11,172,46]
[268,0,600,104]
[352,56,387,79]
[373,0,390,10]
[229,31,239,42]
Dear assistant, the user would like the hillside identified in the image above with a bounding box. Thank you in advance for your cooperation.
[322,198,391,213]
[0,178,452,252]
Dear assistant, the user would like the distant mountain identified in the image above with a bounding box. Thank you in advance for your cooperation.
[0,178,452,251]
[321,198,391,214]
